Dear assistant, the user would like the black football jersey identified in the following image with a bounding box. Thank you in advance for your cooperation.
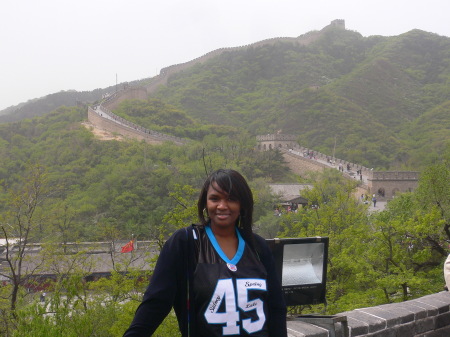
[192,225,269,337]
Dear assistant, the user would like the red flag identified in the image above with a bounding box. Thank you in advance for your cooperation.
[121,240,134,253]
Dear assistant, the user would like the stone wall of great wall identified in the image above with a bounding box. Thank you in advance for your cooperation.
[88,107,158,145]
[142,19,345,98]
[105,23,330,104]
[87,21,344,145]
[87,28,327,144]
[101,87,148,111]
[87,106,187,145]
[369,171,420,199]
[282,148,420,200]
[145,30,323,95]
[256,133,419,200]
[281,146,370,177]
[86,18,417,201]
[282,150,331,175]
[287,292,450,337]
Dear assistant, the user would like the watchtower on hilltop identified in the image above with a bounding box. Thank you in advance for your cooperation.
[330,19,345,29]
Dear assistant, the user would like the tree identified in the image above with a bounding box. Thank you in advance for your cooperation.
[0,163,51,315]
[158,184,198,249]
[45,201,80,253]
[415,156,450,245]
[358,191,444,307]
[277,169,372,313]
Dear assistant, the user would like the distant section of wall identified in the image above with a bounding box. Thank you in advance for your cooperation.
[282,150,329,176]
[88,26,327,135]
[143,27,328,96]
[94,21,344,142]
[87,107,188,145]
[287,292,450,337]
[88,107,161,145]
[102,87,148,111]
[256,134,420,200]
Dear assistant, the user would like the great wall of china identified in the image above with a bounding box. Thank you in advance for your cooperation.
[82,21,450,337]
[86,17,420,200]
[88,20,339,119]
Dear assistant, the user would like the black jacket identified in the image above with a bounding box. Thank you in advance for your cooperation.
[123,225,287,337]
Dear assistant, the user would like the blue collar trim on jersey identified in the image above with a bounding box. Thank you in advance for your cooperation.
[205,224,245,265]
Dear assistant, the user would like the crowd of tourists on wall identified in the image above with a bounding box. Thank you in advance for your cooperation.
[304,150,317,160]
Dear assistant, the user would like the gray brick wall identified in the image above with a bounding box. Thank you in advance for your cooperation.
[286,292,450,337]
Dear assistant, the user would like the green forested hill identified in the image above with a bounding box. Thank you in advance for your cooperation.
[402,100,450,163]
[2,25,450,169]
[0,89,105,123]
[0,106,291,242]
[140,26,450,169]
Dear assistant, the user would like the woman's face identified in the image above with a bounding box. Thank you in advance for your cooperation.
[206,182,241,229]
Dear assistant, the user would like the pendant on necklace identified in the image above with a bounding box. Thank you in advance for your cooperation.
[227,263,237,272]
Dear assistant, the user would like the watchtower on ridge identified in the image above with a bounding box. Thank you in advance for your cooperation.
[367,171,419,200]
[256,134,298,151]
[330,19,345,29]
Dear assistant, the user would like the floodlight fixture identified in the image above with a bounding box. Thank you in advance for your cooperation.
[266,237,329,306]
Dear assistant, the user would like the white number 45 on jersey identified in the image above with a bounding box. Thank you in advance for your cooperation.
[204,278,267,335]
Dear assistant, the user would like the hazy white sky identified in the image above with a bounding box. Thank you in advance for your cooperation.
[1,0,449,111]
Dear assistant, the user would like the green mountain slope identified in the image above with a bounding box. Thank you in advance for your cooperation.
[2,23,449,170]
[402,100,450,164]
[0,107,292,242]
[153,28,371,127]
[331,30,450,126]
[141,26,450,169]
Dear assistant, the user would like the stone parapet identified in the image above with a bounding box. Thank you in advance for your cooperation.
[259,143,418,200]
[257,134,298,141]
[368,171,420,181]
[152,31,323,93]
[291,146,370,173]
[282,150,329,176]
[287,292,450,337]
[87,106,188,145]
[367,171,419,199]
[102,87,148,111]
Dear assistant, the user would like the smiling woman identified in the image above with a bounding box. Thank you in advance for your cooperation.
[203,181,241,259]
[123,169,287,337]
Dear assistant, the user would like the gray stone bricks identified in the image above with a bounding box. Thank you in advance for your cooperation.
[287,292,450,337]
